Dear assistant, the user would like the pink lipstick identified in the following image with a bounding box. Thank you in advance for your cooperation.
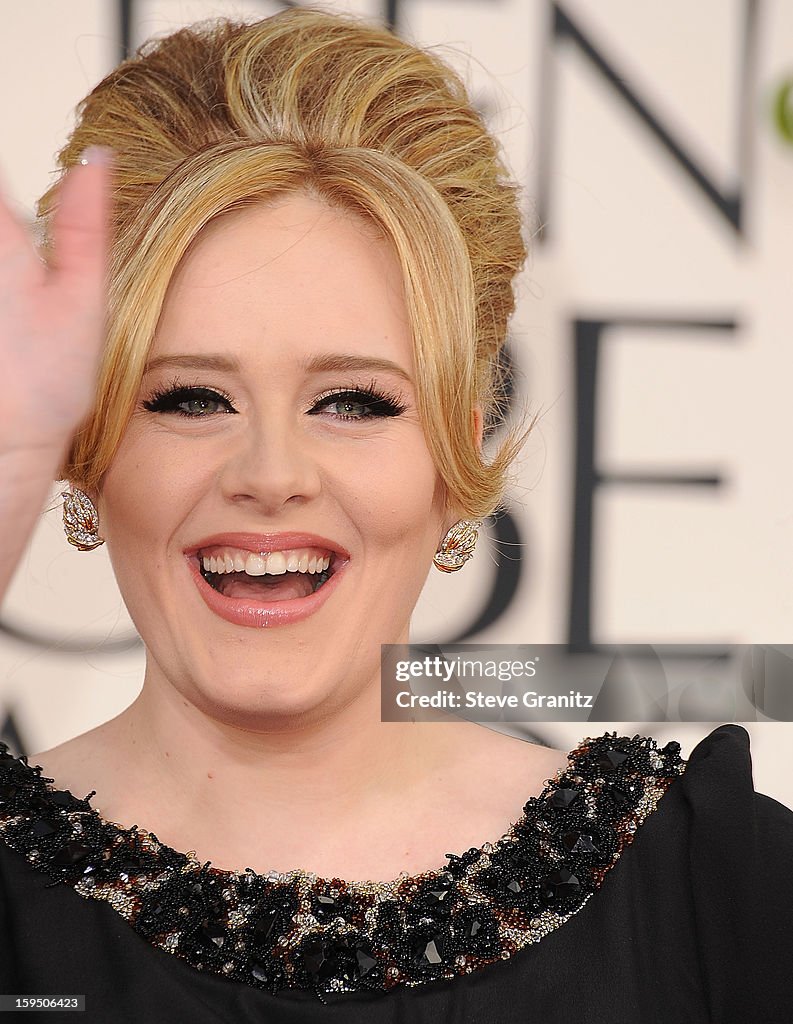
[184,532,349,629]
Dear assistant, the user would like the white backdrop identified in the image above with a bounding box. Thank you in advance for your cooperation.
[1,0,791,804]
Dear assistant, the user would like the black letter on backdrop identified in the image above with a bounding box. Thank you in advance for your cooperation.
[569,316,737,651]
[536,0,760,241]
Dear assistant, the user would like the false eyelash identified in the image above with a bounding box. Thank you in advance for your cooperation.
[141,374,409,420]
[141,375,236,416]
[311,377,408,418]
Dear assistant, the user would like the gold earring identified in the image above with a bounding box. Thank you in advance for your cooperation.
[61,486,105,551]
[432,519,481,572]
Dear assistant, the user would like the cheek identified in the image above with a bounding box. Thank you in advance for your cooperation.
[338,442,445,545]
[98,433,209,555]
[99,427,445,562]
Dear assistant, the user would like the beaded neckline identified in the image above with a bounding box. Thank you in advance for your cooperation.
[0,733,685,1000]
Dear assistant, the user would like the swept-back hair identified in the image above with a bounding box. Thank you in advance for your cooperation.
[37,6,531,519]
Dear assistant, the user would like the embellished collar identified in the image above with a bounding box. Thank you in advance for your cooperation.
[0,733,685,1000]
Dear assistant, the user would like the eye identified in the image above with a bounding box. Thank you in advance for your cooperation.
[142,383,237,418]
[310,387,406,421]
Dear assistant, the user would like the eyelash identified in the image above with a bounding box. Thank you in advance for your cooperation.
[141,376,407,422]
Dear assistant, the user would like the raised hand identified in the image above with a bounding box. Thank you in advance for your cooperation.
[0,147,113,453]
[0,147,113,605]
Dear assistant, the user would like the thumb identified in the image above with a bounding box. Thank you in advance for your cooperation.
[48,146,114,302]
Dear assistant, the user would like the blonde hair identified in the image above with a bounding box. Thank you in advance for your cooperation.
[37,6,531,520]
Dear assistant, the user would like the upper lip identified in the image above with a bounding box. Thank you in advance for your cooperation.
[184,532,351,566]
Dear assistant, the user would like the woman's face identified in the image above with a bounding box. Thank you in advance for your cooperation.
[97,192,452,727]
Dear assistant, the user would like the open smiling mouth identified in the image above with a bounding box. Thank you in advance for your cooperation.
[197,548,336,603]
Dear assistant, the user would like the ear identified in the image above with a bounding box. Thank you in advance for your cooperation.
[439,406,484,535]
[472,405,484,454]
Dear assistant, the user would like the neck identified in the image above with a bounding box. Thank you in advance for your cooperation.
[121,667,433,813]
[96,651,471,875]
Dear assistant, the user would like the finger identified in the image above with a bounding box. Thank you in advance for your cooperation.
[0,166,38,263]
[49,147,114,301]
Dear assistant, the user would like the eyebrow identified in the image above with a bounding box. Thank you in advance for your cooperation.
[142,352,413,383]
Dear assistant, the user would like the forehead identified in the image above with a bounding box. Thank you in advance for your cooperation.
[152,192,413,373]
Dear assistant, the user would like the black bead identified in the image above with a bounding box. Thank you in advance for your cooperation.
[0,783,19,805]
[548,787,580,809]
[541,867,581,902]
[313,894,343,920]
[210,900,226,917]
[50,841,93,866]
[414,936,445,967]
[30,818,59,838]
[251,961,270,984]
[455,908,492,949]
[48,789,76,807]
[354,946,378,978]
[417,879,455,919]
[561,831,599,855]
[252,908,279,945]
[608,785,633,808]
[502,844,535,871]
[444,846,481,877]
[196,921,227,952]
[596,748,629,772]
[662,740,681,757]
[119,857,143,879]
[301,940,339,980]
[136,898,172,937]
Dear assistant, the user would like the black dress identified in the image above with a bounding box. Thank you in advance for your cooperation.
[0,724,791,1022]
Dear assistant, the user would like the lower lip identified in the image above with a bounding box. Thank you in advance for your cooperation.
[185,556,347,628]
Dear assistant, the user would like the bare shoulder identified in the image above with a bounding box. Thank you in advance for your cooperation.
[461,725,571,786]
[427,721,571,821]
[28,723,119,798]
[417,723,572,850]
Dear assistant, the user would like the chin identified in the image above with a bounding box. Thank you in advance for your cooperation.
[178,669,367,732]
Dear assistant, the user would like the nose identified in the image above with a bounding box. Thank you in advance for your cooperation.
[218,414,323,514]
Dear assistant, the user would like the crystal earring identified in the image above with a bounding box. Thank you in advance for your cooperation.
[432,519,481,572]
[61,486,105,551]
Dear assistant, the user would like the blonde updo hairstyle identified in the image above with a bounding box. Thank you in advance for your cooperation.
[37,6,530,522]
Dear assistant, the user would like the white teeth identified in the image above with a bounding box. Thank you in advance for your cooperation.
[266,551,287,575]
[244,553,267,576]
[201,547,335,577]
